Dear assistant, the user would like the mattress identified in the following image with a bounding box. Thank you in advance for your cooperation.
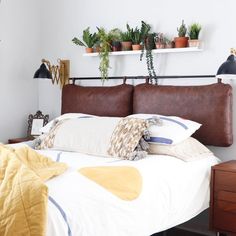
[29,148,219,236]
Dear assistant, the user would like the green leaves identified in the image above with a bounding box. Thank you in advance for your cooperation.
[72,37,85,47]
[132,27,141,44]
[188,23,201,40]
[140,21,151,43]
[97,27,111,81]
[72,27,98,48]
[120,24,133,41]
[177,20,187,37]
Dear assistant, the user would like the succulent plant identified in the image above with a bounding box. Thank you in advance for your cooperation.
[177,20,187,37]
[121,24,133,41]
[131,27,142,44]
[154,33,165,44]
[188,23,202,40]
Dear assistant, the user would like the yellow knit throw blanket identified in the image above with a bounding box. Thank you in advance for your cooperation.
[0,145,67,236]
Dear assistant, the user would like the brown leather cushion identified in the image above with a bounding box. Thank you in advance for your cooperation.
[61,84,133,117]
[133,83,233,146]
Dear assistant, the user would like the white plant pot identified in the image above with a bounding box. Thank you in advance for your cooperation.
[188,39,201,48]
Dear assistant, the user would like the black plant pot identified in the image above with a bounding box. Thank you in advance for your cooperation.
[145,34,155,50]
[112,41,121,51]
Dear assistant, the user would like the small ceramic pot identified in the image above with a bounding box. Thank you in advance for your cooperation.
[174,37,189,48]
[121,41,132,51]
[85,47,93,53]
[188,39,200,48]
[132,44,141,50]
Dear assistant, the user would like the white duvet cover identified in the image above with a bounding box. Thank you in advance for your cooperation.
[30,148,219,236]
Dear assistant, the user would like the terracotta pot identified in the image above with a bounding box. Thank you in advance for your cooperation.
[155,43,165,49]
[121,41,132,51]
[188,39,200,48]
[132,44,141,50]
[174,37,189,48]
[85,47,93,53]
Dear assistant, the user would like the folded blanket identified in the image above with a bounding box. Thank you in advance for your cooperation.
[108,117,154,160]
[0,144,67,236]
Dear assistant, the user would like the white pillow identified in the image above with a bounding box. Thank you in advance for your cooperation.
[148,137,214,161]
[40,113,95,134]
[128,114,201,145]
[37,117,121,157]
[36,117,151,161]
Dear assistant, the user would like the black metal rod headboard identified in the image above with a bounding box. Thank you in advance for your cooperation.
[69,75,218,84]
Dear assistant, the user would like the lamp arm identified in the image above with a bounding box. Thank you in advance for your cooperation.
[39,58,70,88]
[41,59,52,71]
[230,48,236,55]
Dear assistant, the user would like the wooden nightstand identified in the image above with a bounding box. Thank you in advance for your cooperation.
[8,137,34,144]
[210,160,236,236]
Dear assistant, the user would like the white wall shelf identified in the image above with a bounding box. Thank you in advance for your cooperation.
[83,47,203,57]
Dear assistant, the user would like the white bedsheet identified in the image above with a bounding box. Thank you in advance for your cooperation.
[32,149,219,236]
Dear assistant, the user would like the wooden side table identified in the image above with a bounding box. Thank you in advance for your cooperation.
[210,160,236,236]
[8,137,34,144]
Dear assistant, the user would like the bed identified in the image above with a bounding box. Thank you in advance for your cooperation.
[3,79,233,236]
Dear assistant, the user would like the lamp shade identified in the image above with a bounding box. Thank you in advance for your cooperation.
[217,54,236,76]
[34,63,52,79]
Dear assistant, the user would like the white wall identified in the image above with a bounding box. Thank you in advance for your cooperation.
[0,0,41,143]
[38,0,236,161]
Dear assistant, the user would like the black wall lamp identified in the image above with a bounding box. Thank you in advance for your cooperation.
[34,59,70,87]
[216,48,236,80]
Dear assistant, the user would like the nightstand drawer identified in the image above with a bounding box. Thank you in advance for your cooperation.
[215,170,236,192]
[216,190,236,203]
[216,200,236,213]
[214,202,236,232]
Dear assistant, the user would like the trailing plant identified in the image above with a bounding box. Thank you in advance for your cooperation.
[72,27,98,48]
[109,28,122,42]
[97,27,112,81]
[140,21,151,60]
[139,21,158,84]
[131,27,141,44]
[177,20,187,37]
[188,23,201,39]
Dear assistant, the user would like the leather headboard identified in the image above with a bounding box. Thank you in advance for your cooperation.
[61,82,233,147]
[133,83,233,146]
[61,84,133,116]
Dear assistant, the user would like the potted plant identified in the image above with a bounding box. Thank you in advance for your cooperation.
[72,27,98,53]
[120,24,133,51]
[140,21,157,84]
[164,37,174,48]
[131,27,142,50]
[174,20,189,48]
[154,33,165,49]
[97,27,112,81]
[109,28,122,51]
[188,23,202,47]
